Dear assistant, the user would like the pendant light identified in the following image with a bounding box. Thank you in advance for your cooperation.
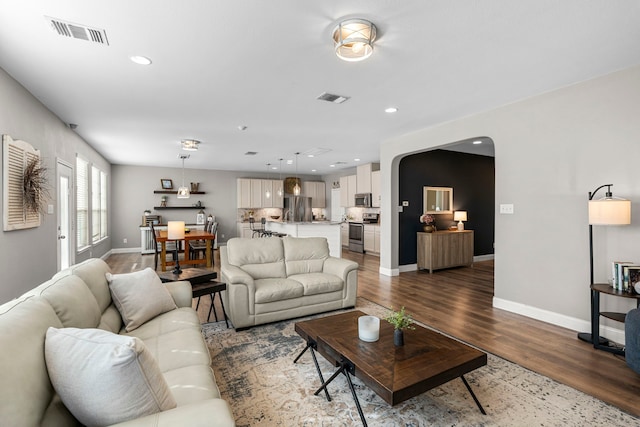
[177,154,190,199]
[293,152,301,196]
[265,163,271,199]
[277,158,284,197]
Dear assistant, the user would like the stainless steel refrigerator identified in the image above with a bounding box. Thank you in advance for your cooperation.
[283,196,312,222]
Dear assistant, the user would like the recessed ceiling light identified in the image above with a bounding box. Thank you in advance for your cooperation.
[130,55,152,65]
[385,107,398,113]
[473,140,483,145]
[311,169,317,172]
[330,164,336,168]
[271,166,278,170]
[307,154,314,158]
[286,159,293,165]
[354,158,361,162]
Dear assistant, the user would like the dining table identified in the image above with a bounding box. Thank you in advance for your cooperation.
[155,229,216,271]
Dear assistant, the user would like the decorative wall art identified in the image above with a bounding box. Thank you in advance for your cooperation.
[3,134,48,231]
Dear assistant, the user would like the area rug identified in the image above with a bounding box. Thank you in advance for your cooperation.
[202,298,638,426]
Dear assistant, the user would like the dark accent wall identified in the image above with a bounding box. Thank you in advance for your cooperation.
[399,149,495,265]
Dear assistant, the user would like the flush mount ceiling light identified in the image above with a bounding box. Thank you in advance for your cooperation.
[332,19,377,62]
[181,139,200,151]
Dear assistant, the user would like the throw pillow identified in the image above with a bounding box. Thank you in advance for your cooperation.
[106,268,177,332]
[44,327,177,426]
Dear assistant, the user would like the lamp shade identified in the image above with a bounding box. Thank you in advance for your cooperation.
[454,211,468,222]
[167,221,185,240]
[588,199,631,225]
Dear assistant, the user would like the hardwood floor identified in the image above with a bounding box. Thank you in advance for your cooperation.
[105,249,640,418]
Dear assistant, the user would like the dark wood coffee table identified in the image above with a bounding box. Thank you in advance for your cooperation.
[294,310,487,426]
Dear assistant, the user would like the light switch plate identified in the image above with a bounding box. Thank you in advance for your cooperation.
[499,204,514,214]
[47,204,54,214]
[402,201,409,206]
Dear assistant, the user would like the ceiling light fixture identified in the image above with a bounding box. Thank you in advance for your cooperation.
[277,159,284,197]
[293,152,301,196]
[177,154,190,199]
[385,107,398,113]
[332,19,377,62]
[130,55,152,65]
[181,139,200,151]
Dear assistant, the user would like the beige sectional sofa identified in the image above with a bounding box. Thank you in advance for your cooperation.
[0,258,235,427]
[220,236,359,329]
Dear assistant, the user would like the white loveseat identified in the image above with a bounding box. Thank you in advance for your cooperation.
[0,258,235,427]
[220,236,358,329]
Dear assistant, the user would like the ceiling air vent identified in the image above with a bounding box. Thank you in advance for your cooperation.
[316,92,349,104]
[244,151,258,156]
[45,16,109,45]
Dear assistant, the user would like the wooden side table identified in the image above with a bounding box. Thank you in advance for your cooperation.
[578,283,640,355]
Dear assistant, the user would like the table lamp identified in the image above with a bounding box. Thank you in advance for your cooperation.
[167,221,185,274]
[454,211,467,231]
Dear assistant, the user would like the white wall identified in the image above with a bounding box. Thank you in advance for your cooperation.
[380,65,640,339]
[0,67,110,303]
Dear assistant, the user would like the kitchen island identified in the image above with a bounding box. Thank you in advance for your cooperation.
[266,221,342,257]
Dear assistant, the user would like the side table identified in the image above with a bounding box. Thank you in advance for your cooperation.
[157,268,229,327]
[577,283,640,355]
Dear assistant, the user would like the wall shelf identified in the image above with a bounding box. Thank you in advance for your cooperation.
[154,206,205,210]
[154,190,205,194]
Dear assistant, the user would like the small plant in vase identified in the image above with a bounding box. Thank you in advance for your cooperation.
[420,213,436,233]
[385,306,415,346]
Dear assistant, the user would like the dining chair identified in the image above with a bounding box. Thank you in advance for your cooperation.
[150,222,177,270]
[189,221,217,264]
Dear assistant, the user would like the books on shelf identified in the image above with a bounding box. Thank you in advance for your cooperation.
[612,261,638,291]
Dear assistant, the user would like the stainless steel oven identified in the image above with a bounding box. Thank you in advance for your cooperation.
[348,222,364,253]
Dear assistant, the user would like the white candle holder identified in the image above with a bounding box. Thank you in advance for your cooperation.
[358,315,380,342]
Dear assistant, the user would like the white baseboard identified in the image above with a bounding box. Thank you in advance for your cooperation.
[399,264,417,273]
[379,266,400,276]
[474,254,494,262]
[493,297,626,345]
[110,247,142,254]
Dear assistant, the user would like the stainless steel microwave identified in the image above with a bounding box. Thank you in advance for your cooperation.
[354,193,372,207]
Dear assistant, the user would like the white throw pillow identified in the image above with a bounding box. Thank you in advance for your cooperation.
[44,327,177,426]
[106,268,177,332]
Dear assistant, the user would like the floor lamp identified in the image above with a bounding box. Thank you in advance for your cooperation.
[577,184,631,346]
[167,221,185,274]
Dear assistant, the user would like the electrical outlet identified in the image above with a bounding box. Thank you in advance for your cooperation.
[123,238,127,244]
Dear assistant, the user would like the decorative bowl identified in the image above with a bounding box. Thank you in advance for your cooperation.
[270,215,280,220]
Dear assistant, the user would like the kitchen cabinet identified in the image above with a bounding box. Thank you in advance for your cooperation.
[371,170,381,208]
[339,175,357,207]
[364,224,380,255]
[272,180,283,208]
[356,163,380,195]
[262,180,273,208]
[237,178,252,208]
[303,181,326,208]
[236,222,254,239]
[340,222,348,247]
[417,230,474,273]
[237,178,284,208]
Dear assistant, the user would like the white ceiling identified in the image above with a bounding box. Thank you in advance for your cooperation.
[1,1,639,174]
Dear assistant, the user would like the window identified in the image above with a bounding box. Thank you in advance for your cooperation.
[92,166,108,243]
[76,157,89,251]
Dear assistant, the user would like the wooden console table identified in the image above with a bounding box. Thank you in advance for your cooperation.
[417,230,474,273]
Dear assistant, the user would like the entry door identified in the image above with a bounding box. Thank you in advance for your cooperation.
[57,160,74,270]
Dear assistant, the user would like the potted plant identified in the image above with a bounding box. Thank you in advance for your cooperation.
[420,214,436,232]
[385,306,415,346]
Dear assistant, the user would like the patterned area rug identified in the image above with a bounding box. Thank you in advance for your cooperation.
[202,298,637,426]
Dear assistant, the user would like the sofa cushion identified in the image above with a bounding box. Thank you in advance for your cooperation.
[106,268,177,332]
[288,272,344,296]
[226,237,286,279]
[254,278,304,304]
[29,275,102,328]
[45,327,177,426]
[0,297,73,427]
[283,237,329,276]
[53,258,113,313]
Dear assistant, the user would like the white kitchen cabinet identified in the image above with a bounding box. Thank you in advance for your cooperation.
[364,224,380,255]
[371,170,381,208]
[236,222,254,239]
[340,222,348,247]
[339,176,349,207]
[261,180,273,208]
[250,180,262,208]
[356,163,373,193]
[272,180,283,207]
[304,181,326,208]
[237,178,252,208]
[347,175,357,205]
